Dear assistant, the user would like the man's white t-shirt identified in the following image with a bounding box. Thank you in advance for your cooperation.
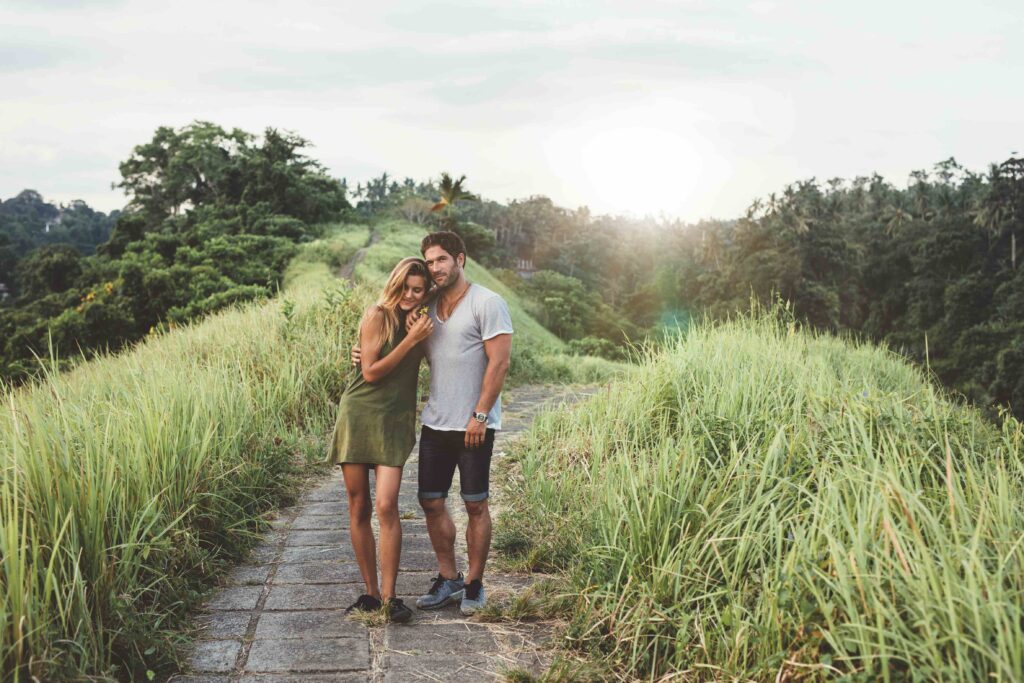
[420,283,514,431]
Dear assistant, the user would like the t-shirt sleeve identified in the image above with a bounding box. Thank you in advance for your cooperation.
[479,294,514,341]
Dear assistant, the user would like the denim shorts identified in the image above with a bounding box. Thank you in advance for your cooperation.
[417,425,495,502]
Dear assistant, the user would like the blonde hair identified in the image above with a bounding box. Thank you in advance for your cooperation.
[359,257,431,351]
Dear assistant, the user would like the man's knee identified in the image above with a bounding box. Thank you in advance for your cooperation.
[464,499,489,518]
[419,496,447,516]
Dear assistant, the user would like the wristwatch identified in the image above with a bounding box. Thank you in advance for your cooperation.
[472,411,488,423]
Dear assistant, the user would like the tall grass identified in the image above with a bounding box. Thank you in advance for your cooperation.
[0,233,372,680]
[498,308,1024,680]
[282,222,370,290]
[0,217,623,680]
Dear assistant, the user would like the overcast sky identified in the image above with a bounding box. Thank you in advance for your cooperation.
[2,0,1021,221]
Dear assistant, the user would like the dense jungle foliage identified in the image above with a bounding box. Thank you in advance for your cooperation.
[0,121,349,381]
[2,120,1021,419]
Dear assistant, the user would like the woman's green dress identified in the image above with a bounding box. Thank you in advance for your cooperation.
[327,321,423,468]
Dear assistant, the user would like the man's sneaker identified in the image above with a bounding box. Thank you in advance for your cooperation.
[345,594,382,614]
[415,572,465,609]
[384,597,413,623]
[460,579,486,615]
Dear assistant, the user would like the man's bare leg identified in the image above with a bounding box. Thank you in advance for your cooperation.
[420,497,458,578]
[464,499,491,582]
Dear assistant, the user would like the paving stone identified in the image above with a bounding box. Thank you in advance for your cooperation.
[245,637,370,672]
[397,540,434,557]
[186,639,241,673]
[169,675,232,683]
[255,610,367,639]
[247,544,279,563]
[257,529,288,544]
[280,546,354,563]
[383,653,497,682]
[398,622,489,651]
[240,673,368,682]
[388,623,525,653]
[301,502,347,516]
[226,564,271,586]
[285,530,348,546]
[193,611,252,639]
[394,571,443,594]
[292,515,347,530]
[300,486,345,502]
[268,515,292,529]
[204,586,262,611]
[273,562,364,585]
[264,584,356,611]
[397,550,440,571]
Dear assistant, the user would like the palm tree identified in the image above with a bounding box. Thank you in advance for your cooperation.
[882,204,914,237]
[974,158,1023,270]
[431,172,479,230]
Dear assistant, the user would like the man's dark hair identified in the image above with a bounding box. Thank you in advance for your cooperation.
[420,231,467,261]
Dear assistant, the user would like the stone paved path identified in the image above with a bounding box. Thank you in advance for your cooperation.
[169,384,597,683]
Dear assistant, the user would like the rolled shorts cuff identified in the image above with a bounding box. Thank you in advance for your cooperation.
[418,490,448,500]
[460,491,489,502]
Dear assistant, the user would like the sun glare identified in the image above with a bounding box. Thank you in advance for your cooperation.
[544,106,721,219]
[578,125,702,217]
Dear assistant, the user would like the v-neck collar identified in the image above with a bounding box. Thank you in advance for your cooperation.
[436,282,472,324]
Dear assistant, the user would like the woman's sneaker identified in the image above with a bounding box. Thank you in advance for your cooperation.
[384,597,413,623]
[460,579,486,615]
[415,572,465,609]
[345,594,382,614]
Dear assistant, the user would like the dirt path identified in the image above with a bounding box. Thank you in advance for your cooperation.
[337,230,381,280]
[169,384,597,682]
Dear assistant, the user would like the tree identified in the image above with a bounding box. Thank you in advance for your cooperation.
[430,172,479,231]
[14,245,83,302]
[116,122,250,222]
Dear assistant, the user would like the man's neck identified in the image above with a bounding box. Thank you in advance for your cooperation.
[440,276,470,304]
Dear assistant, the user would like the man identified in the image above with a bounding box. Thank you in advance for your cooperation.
[353,231,513,615]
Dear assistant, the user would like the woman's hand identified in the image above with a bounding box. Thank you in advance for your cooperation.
[405,306,425,332]
[351,345,361,367]
[407,314,434,343]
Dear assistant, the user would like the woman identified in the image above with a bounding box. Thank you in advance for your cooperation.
[328,257,434,623]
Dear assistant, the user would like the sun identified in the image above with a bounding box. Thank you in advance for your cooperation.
[577,125,702,217]
[544,107,717,219]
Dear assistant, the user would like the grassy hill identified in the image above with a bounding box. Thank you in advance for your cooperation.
[0,221,621,680]
[0,228,375,680]
[353,220,564,350]
[498,306,1024,681]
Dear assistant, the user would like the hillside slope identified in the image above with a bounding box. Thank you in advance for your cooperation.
[0,228,374,680]
[0,221,620,680]
[353,219,565,351]
[350,219,625,385]
[499,308,1024,681]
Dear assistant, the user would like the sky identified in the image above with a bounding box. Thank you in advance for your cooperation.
[2,0,1022,222]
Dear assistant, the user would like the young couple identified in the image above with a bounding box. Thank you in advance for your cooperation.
[327,230,513,623]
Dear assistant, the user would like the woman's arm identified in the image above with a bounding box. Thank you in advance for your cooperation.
[359,308,432,383]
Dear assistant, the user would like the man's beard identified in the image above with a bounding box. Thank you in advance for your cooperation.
[434,270,458,289]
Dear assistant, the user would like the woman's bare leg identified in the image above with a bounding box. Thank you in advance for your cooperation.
[342,464,380,599]
[374,465,404,601]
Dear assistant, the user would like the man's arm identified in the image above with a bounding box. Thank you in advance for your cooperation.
[464,333,512,448]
